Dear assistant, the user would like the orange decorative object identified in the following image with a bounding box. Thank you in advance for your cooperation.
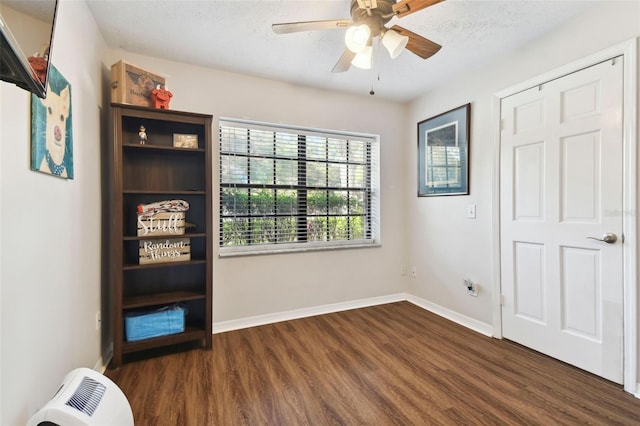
[28,56,48,84]
[151,85,173,109]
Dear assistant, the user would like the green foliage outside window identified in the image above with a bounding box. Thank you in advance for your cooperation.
[220,188,366,246]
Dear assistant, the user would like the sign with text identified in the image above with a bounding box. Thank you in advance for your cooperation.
[139,238,190,265]
[137,212,185,236]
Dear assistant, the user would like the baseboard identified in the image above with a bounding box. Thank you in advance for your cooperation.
[94,342,113,373]
[93,357,107,373]
[100,294,493,357]
[405,294,494,337]
[213,292,493,338]
[213,293,407,334]
[97,294,492,368]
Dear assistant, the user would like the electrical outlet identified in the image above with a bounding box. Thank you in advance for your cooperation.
[464,279,478,297]
[95,310,101,331]
[401,265,407,276]
[411,266,417,278]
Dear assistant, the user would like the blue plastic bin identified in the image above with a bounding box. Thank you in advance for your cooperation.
[124,305,185,342]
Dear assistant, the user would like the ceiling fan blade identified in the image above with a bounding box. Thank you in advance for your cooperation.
[390,25,441,59]
[392,0,445,18]
[332,49,356,73]
[272,20,352,34]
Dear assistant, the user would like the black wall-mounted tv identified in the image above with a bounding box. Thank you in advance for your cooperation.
[0,0,58,99]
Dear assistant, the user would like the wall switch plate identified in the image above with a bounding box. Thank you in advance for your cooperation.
[467,204,476,219]
[411,266,417,278]
[401,265,407,276]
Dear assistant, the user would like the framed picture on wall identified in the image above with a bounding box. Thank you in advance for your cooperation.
[418,103,470,196]
[30,64,74,179]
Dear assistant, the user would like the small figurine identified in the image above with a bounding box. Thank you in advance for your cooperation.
[151,84,173,109]
[138,125,147,144]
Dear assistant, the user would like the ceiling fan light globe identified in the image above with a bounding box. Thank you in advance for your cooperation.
[382,30,409,59]
[345,24,371,53]
[351,46,373,69]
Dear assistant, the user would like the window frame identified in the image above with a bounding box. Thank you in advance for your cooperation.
[218,118,380,257]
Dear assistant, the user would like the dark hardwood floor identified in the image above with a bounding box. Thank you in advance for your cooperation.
[106,302,640,425]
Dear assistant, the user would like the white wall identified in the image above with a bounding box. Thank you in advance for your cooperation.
[0,1,108,424]
[2,1,638,423]
[405,0,640,381]
[1,5,408,422]
[108,49,410,324]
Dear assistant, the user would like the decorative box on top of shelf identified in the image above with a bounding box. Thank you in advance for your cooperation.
[110,61,166,107]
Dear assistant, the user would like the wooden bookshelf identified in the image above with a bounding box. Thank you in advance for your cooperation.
[107,103,212,367]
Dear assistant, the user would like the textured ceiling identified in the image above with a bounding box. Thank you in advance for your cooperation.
[83,0,599,102]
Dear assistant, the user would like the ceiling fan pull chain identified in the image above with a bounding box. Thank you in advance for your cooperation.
[370,39,382,95]
[369,60,377,95]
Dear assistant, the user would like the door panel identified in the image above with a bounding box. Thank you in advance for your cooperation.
[514,242,545,322]
[561,246,600,339]
[500,58,624,383]
[514,143,545,220]
[562,132,599,222]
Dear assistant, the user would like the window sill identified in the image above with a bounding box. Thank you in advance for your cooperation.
[218,241,381,258]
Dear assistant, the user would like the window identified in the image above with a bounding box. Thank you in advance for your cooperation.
[219,119,380,255]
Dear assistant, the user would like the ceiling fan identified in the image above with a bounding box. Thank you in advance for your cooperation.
[272,0,444,73]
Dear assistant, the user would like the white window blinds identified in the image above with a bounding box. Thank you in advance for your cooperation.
[219,118,380,255]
